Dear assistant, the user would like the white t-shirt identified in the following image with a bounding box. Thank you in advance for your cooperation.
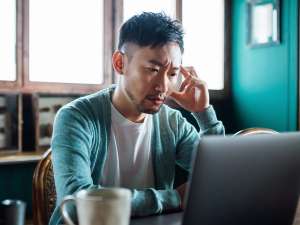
[100,103,154,189]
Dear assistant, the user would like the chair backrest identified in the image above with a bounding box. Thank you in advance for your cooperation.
[32,149,56,225]
[234,127,279,136]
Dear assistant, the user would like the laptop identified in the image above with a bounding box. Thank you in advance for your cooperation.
[183,132,300,225]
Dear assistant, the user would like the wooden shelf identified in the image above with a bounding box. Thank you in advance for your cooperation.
[0,150,45,165]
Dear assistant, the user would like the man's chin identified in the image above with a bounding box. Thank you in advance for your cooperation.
[139,105,163,114]
[142,108,160,114]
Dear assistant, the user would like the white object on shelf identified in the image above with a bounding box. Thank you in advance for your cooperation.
[0,114,6,128]
[0,133,6,148]
[0,97,6,107]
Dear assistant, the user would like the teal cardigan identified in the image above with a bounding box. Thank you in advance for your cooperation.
[49,86,224,225]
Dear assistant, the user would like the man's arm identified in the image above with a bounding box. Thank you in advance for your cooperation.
[174,106,224,208]
[171,65,225,171]
[170,66,225,207]
[192,105,225,136]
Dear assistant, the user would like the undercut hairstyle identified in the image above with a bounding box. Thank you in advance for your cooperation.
[118,12,184,53]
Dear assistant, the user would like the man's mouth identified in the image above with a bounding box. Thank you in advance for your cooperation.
[146,94,166,105]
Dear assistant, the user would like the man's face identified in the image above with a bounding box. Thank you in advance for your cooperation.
[121,43,182,114]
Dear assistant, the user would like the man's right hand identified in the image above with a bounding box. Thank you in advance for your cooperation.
[170,66,210,113]
[176,183,187,209]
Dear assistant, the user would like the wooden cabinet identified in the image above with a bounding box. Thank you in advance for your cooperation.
[22,94,79,151]
[0,93,78,154]
[0,94,22,153]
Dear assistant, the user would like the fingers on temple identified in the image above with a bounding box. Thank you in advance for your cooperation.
[180,66,192,78]
[179,76,193,92]
[181,66,199,78]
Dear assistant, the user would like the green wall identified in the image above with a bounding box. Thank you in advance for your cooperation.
[232,0,298,131]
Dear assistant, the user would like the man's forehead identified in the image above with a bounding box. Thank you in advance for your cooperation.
[124,43,182,65]
[148,59,180,70]
[123,42,181,56]
[149,45,182,68]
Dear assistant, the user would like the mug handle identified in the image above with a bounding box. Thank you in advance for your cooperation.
[60,195,76,225]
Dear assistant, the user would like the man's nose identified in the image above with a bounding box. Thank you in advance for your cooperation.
[154,72,169,93]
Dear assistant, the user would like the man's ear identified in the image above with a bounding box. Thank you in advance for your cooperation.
[112,51,125,75]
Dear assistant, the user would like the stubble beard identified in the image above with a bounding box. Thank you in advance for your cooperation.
[125,87,163,114]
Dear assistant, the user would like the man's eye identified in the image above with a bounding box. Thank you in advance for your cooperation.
[147,68,159,73]
[168,73,177,79]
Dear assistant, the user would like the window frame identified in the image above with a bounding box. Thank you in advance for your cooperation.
[23,0,114,94]
[0,0,114,94]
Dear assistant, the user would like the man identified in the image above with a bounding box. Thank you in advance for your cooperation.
[49,12,224,225]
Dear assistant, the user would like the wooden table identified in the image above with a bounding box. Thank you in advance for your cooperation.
[130,212,182,225]
[26,200,300,225]
[26,212,182,225]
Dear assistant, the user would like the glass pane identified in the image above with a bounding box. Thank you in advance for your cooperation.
[123,0,176,21]
[29,0,103,84]
[0,0,16,81]
[182,1,224,90]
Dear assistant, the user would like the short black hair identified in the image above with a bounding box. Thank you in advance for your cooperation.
[118,12,184,53]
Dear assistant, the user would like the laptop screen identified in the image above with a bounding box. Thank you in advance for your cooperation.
[183,133,300,225]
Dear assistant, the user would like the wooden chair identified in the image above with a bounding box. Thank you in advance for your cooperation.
[233,127,279,136]
[32,149,56,225]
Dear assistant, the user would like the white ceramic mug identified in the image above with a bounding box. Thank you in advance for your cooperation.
[60,188,131,225]
[0,200,26,225]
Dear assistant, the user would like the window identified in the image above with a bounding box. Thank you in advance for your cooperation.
[182,1,225,91]
[123,0,176,21]
[22,0,113,94]
[0,0,16,81]
[29,0,104,85]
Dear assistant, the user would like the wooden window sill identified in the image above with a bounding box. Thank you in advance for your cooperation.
[0,151,45,165]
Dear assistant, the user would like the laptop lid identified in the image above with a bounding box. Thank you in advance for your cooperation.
[183,132,300,225]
